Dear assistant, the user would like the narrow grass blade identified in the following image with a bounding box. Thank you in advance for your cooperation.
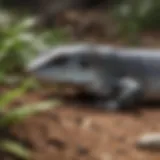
[0,140,31,160]
[0,100,61,127]
[0,78,35,111]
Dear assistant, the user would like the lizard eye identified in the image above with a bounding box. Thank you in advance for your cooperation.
[53,55,69,66]
[79,59,90,69]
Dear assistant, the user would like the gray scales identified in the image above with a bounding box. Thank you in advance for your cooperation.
[27,43,160,111]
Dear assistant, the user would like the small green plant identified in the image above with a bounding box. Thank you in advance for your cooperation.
[0,140,31,160]
[0,99,60,159]
[0,10,68,159]
[0,79,34,111]
[112,0,160,45]
[0,10,71,83]
[0,16,44,73]
[0,80,61,159]
[0,99,60,127]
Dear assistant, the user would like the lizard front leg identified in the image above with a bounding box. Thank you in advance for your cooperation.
[103,77,143,111]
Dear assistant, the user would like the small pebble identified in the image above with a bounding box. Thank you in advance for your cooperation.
[136,133,160,150]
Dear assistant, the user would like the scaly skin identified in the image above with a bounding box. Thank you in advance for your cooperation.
[27,43,160,111]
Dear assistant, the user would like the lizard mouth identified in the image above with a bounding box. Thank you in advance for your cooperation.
[28,72,88,95]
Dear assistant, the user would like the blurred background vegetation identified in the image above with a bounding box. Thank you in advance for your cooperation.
[0,0,159,159]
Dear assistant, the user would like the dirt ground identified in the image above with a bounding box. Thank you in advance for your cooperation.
[0,88,159,160]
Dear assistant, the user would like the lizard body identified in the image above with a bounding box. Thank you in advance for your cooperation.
[27,43,160,110]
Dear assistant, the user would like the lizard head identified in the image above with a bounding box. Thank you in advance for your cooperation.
[26,44,99,87]
[26,44,114,95]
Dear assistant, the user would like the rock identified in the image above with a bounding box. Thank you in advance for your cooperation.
[136,133,160,150]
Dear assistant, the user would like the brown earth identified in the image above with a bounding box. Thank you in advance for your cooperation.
[0,88,159,160]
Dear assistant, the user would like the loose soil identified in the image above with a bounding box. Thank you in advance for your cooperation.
[1,89,160,160]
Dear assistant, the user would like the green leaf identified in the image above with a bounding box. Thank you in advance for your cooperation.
[0,79,34,110]
[0,100,61,127]
[0,140,31,160]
